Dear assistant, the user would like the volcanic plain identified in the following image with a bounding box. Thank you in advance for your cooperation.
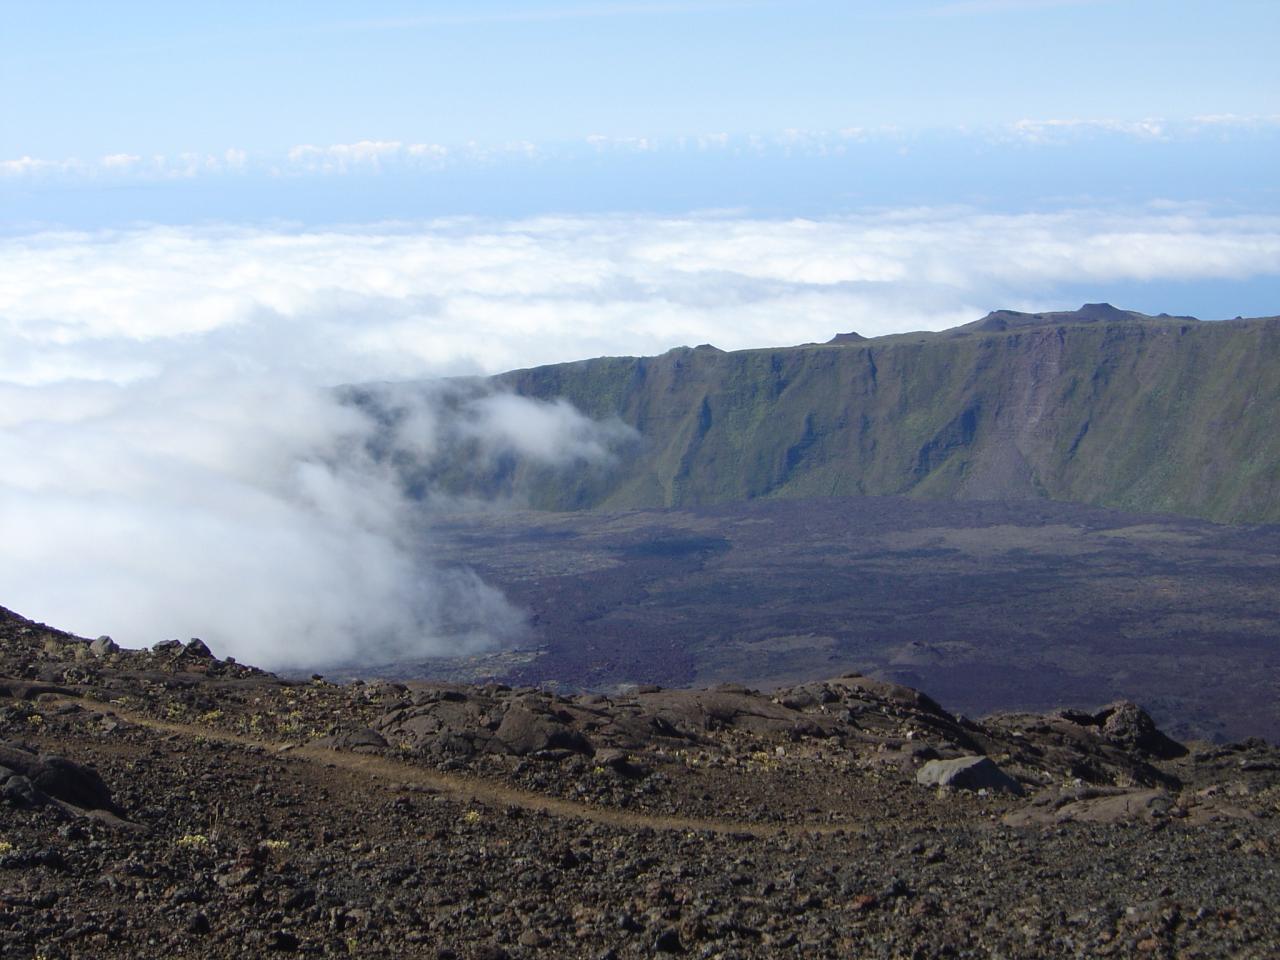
[402,496,1280,745]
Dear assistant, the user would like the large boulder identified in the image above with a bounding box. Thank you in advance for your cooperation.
[30,755,118,812]
[493,704,592,756]
[0,741,119,813]
[89,636,118,657]
[916,755,1024,795]
[180,638,214,659]
[639,688,795,736]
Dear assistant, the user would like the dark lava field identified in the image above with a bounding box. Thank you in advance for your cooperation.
[408,496,1280,744]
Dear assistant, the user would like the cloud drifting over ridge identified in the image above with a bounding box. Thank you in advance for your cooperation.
[2,206,1277,666]
[0,374,628,668]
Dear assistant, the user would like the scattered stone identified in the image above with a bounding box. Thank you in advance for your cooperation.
[3,774,44,807]
[186,911,211,935]
[653,928,684,953]
[267,929,299,951]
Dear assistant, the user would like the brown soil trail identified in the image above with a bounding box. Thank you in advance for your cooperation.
[60,698,850,839]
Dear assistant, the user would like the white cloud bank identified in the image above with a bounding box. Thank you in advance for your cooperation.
[3,208,1277,388]
[1,207,1277,666]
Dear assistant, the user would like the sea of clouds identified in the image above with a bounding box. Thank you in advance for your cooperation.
[2,207,1277,666]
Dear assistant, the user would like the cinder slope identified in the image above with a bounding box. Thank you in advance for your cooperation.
[4,604,1280,958]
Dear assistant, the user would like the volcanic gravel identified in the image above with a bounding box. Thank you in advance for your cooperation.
[3,606,1279,958]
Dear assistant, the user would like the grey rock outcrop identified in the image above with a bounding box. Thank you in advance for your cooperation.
[313,728,388,753]
[916,756,1024,795]
[1096,702,1188,760]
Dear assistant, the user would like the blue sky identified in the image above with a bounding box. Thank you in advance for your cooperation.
[5,0,1279,156]
[4,1,1278,229]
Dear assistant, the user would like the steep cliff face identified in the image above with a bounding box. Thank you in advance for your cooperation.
[490,310,1280,522]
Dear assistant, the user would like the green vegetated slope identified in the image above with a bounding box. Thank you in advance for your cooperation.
[492,307,1280,523]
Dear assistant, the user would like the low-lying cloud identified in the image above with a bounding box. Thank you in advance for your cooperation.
[0,374,631,669]
[1,207,1277,666]
[4,208,1278,388]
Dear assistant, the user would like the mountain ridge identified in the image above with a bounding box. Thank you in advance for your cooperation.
[476,305,1280,522]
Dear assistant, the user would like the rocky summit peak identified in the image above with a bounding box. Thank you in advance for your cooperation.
[1076,301,1129,320]
[963,302,1200,334]
[827,330,868,344]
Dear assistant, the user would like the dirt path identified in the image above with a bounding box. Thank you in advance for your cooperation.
[61,699,850,839]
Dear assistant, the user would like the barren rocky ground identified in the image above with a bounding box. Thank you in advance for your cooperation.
[3,605,1280,958]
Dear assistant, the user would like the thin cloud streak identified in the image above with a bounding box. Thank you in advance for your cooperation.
[334,1,773,30]
[4,115,1277,184]
[926,0,1111,15]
